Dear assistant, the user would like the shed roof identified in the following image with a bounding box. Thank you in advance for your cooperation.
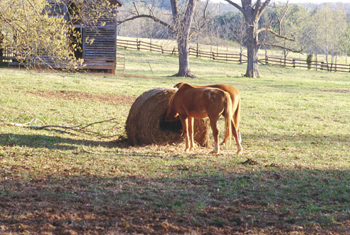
[115,0,123,6]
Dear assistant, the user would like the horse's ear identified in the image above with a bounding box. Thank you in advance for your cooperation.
[174,82,184,88]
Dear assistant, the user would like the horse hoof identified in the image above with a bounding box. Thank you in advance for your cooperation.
[236,148,243,155]
[210,150,219,154]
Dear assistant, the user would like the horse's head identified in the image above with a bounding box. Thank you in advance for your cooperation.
[165,93,180,122]
[165,110,179,122]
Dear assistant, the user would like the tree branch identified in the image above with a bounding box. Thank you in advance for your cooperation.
[224,0,243,13]
[189,0,209,40]
[117,15,175,32]
[262,43,303,54]
[133,2,140,15]
[258,27,295,41]
[258,0,272,18]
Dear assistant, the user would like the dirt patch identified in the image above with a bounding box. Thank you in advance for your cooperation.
[31,90,136,105]
[321,89,350,93]
[241,158,259,165]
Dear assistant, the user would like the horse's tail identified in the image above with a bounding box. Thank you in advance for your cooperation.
[233,95,241,143]
[223,91,233,146]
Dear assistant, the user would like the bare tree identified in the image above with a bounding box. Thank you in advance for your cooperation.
[118,0,210,78]
[225,0,296,78]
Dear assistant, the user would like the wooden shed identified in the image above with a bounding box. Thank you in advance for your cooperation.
[48,0,123,73]
[1,0,122,73]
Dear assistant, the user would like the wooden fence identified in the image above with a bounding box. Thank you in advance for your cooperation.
[117,38,350,73]
[117,39,246,63]
[261,56,350,73]
[3,38,350,73]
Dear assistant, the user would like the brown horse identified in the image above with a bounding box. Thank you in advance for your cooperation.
[165,82,233,154]
[173,82,243,154]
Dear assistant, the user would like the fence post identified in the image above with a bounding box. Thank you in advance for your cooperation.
[196,43,199,57]
[239,53,242,64]
[137,39,140,51]
[293,59,296,68]
[212,52,215,60]
[266,55,268,65]
[315,56,318,71]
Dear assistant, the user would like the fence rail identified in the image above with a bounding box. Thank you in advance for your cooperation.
[3,39,350,73]
[117,38,350,73]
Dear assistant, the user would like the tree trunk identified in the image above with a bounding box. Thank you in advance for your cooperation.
[245,19,260,78]
[175,36,196,77]
[246,42,260,78]
[225,0,272,78]
[171,0,198,78]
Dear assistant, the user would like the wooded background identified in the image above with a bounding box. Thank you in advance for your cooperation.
[117,1,350,68]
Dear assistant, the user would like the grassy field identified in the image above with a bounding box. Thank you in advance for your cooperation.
[1,49,350,234]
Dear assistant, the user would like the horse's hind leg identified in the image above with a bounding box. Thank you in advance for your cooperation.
[232,121,243,154]
[179,116,190,152]
[209,117,220,154]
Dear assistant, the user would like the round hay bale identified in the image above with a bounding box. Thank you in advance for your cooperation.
[125,87,210,146]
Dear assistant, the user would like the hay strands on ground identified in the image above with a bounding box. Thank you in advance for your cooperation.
[0,117,119,138]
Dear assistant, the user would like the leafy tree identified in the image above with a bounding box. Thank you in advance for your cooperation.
[0,0,115,70]
[304,4,347,68]
[263,3,307,61]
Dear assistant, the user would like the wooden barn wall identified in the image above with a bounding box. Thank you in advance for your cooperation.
[83,18,117,70]
[38,2,118,71]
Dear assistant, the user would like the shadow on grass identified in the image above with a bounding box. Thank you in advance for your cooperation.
[1,132,349,152]
[0,133,128,150]
[0,168,350,234]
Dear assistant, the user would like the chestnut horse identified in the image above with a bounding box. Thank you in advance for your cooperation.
[165,82,233,154]
[173,82,243,154]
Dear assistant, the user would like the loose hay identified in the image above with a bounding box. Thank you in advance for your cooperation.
[126,87,210,146]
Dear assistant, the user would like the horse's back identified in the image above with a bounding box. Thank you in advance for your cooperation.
[175,84,227,118]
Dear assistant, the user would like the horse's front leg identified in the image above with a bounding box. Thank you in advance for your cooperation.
[209,117,220,154]
[179,116,190,152]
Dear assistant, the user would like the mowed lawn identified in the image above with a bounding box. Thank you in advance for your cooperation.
[0,49,350,234]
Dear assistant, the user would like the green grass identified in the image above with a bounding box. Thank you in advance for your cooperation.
[0,49,350,233]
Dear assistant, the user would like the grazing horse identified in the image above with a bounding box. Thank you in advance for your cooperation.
[174,82,243,154]
[165,82,233,154]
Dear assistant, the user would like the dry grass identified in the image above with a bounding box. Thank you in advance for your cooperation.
[0,50,350,234]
